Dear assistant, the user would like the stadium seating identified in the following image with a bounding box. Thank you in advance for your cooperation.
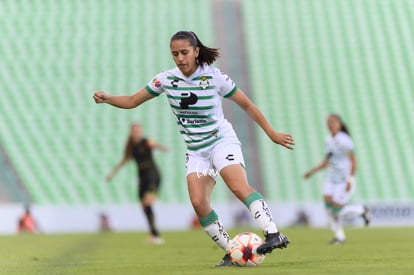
[1,0,413,205]
[242,0,414,202]
[0,0,213,204]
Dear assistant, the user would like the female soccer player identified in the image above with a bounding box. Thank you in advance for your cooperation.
[93,31,294,266]
[304,114,370,244]
[106,122,168,244]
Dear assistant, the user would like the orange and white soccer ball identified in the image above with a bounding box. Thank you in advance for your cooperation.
[228,232,266,267]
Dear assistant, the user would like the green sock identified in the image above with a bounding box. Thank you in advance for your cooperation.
[199,210,230,251]
[198,210,218,227]
[243,191,263,208]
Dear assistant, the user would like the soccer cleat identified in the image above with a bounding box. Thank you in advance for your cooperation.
[146,235,165,245]
[213,253,234,267]
[256,232,290,254]
[362,205,371,226]
[329,238,345,245]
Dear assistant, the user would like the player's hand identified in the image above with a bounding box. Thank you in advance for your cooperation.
[346,176,355,192]
[304,171,312,179]
[93,90,109,103]
[269,130,295,150]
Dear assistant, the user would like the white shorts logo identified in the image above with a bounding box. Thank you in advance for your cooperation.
[196,162,219,178]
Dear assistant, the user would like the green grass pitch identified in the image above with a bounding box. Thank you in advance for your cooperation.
[0,227,412,274]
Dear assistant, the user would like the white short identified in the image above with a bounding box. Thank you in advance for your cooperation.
[185,141,245,180]
[323,181,356,205]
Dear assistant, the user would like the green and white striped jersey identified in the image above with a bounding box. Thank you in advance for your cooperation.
[325,131,354,184]
[145,64,238,151]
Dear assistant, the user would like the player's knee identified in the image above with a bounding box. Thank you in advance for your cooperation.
[331,200,344,207]
[141,194,156,207]
[324,195,333,202]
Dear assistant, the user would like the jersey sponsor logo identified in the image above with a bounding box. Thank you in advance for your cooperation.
[179,92,198,109]
[178,110,198,115]
[180,118,207,124]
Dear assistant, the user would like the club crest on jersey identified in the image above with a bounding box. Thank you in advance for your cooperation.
[199,76,209,89]
[152,78,161,88]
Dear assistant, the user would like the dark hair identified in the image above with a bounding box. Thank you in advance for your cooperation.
[124,122,141,160]
[170,31,220,65]
[330,113,350,136]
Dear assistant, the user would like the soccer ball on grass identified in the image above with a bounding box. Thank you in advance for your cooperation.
[228,232,266,266]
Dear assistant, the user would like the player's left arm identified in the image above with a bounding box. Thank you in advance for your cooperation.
[147,139,169,152]
[228,88,294,150]
[346,151,357,191]
[350,152,357,176]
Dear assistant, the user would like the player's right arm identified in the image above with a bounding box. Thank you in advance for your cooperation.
[304,158,328,179]
[106,157,129,182]
[148,139,169,152]
[93,88,155,109]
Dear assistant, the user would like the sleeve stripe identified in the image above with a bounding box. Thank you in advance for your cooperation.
[145,85,160,97]
[223,86,238,98]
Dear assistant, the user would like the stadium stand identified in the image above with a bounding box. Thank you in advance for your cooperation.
[0,0,413,206]
[0,0,213,204]
[242,0,414,202]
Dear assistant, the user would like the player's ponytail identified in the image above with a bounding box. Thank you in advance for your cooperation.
[124,122,140,160]
[341,123,350,136]
[170,31,220,65]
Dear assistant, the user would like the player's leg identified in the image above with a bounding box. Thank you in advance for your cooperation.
[339,204,368,221]
[328,182,356,244]
[219,164,289,254]
[213,143,289,254]
[336,183,371,226]
[186,150,236,267]
[323,182,344,243]
[326,199,346,244]
[187,172,233,267]
[141,193,164,244]
[187,172,231,247]
[340,204,371,226]
[140,177,163,244]
[186,152,232,260]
